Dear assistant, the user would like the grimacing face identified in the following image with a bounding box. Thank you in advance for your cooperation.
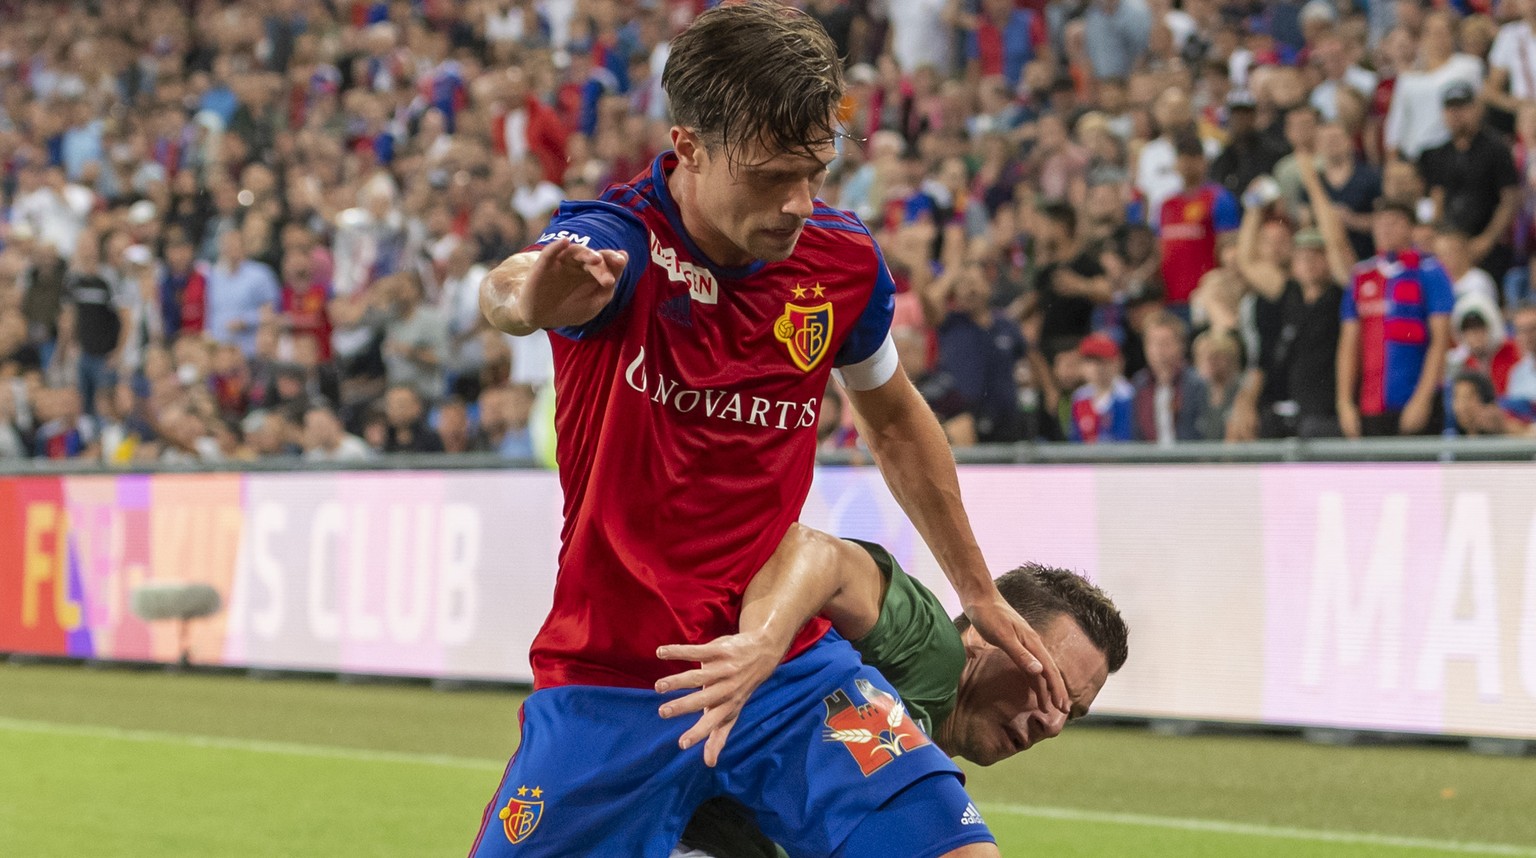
[675,127,836,266]
[944,614,1110,766]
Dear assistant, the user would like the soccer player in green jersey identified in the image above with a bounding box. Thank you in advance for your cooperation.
[659,526,1130,858]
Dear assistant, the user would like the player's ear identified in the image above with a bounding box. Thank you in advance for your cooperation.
[672,127,704,173]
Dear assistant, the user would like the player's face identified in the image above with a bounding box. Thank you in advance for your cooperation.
[682,130,837,265]
[947,615,1109,766]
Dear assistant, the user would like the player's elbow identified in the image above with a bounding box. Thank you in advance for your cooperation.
[480,258,539,336]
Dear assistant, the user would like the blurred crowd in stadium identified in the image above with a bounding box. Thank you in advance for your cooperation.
[2,0,1536,465]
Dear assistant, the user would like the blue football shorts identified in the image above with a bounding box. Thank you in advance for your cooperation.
[466,630,995,857]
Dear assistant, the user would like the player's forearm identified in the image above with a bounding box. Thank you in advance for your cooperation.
[738,526,881,650]
[738,525,847,654]
[852,374,992,606]
[479,252,541,336]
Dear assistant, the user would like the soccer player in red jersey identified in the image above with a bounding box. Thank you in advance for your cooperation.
[469,3,1063,857]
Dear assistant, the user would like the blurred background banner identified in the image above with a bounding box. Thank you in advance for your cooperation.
[2,461,1533,740]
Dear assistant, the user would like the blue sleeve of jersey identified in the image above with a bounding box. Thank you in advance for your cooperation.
[527,200,650,340]
[834,241,896,367]
[1212,189,1241,233]
[1340,282,1358,322]
[1423,260,1456,316]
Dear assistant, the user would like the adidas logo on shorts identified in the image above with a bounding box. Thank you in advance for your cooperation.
[960,803,985,826]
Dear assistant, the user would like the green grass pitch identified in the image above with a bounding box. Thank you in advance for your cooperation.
[2,663,1532,857]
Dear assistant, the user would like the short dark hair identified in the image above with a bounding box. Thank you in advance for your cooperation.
[955,564,1129,673]
[1038,200,1077,235]
[1173,131,1205,159]
[662,0,845,165]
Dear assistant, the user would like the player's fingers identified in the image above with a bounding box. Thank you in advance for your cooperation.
[659,679,739,718]
[655,667,712,695]
[656,643,715,662]
[678,707,727,752]
[702,718,737,768]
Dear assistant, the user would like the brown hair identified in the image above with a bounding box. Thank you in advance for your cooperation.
[955,564,1129,673]
[662,0,845,165]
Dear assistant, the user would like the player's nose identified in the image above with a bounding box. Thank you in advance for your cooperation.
[1029,705,1067,745]
[783,180,814,221]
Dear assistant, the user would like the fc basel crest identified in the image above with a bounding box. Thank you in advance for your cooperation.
[774,301,834,372]
[499,786,544,844]
[822,679,931,777]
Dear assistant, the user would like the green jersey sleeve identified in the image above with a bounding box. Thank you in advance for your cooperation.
[844,540,966,736]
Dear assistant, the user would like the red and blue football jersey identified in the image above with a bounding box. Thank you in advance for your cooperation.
[527,153,897,690]
[1342,250,1455,416]
[1158,183,1240,305]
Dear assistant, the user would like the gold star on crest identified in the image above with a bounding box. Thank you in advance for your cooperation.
[516,786,529,797]
[531,787,543,799]
[811,283,826,298]
[791,284,808,299]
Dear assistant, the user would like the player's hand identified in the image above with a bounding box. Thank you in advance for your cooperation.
[654,630,785,768]
[963,593,1068,713]
[485,238,626,332]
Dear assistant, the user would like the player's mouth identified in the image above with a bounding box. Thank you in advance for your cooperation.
[762,224,802,242]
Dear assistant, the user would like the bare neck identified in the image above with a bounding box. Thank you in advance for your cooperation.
[666,166,754,268]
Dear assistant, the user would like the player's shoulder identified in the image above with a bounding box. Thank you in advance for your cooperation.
[800,203,882,258]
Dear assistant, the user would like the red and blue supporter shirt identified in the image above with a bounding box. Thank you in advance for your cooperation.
[1069,379,1135,443]
[524,152,898,690]
[1342,249,1456,416]
[1158,183,1240,305]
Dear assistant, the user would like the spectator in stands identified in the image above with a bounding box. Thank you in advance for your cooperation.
[1030,202,1110,360]
[97,382,155,466]
[302,404,373,463]
[156,404,221,464]
[1483,0,1536,122]
[0,384,27,460]
[921,258,1028,443]
[19,229,68,351]
[440,243,490,381]
[1419,83,1521,282]
[1211,91,1287,202]
[1130,311,1206,444]
[1385,10,1485,162]
[1432,227,1501,305]
[381,384,444,454]
[380,271,449,402]
[435,398,476,455]
[1450,370,1532,436]
[278,248,333,362]
[1448,292,1520,396]
[1083,0,1153,80]
[1232,152,1353,440]
[1137,90,1203,228]
[59,233,127,417]
[1193,330,1243,441]
[158,230,206,340]
[1272,105,1321,221]
[1159,132,1240,321]
[1315,121,1381,262]
[32,388,95,460]
[1069,332,1135,443]
[1337,199,1455,438]
[1508,305,1536,404]
[205,230,280,358]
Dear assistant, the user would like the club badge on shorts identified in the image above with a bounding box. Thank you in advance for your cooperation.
[775,284,833,372]
[499,785,544,844]
[822,679,931,776]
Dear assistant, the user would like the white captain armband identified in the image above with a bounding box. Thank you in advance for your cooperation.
[832,333,898,392]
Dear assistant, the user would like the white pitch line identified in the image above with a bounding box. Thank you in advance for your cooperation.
[0,716,505,772]
[3,717,1530,856]
[979,802,1536,856]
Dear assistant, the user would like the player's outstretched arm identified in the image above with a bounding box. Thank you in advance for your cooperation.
[655,524,882,766]
[479,237,628,336]
[846,368,1069,713]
